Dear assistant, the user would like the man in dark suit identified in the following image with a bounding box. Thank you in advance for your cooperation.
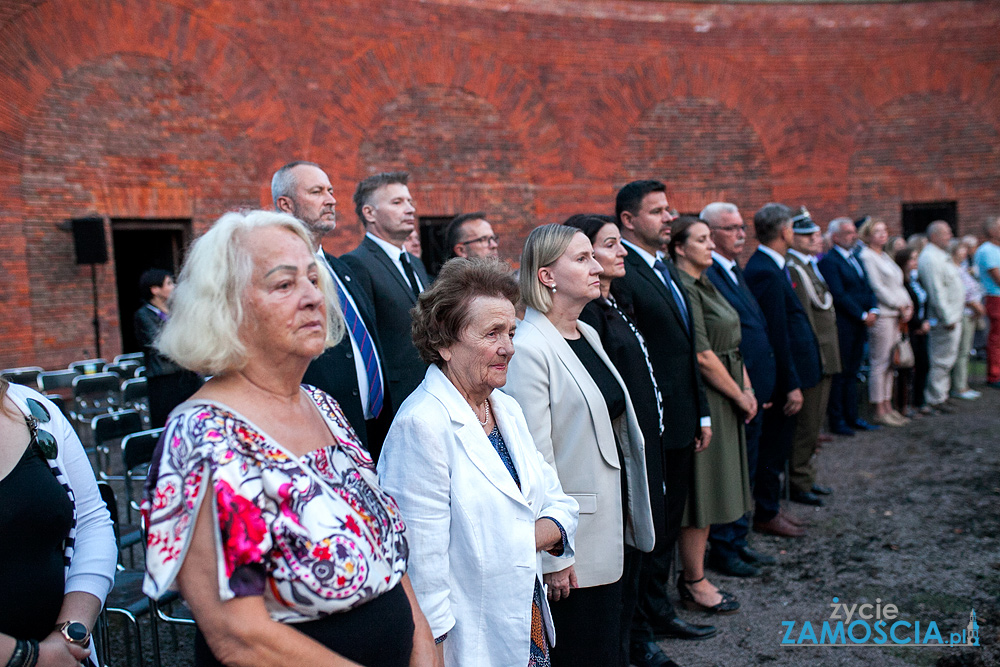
[701,202,777,577]
[271,161,392,458]
[612,180,715,667]
[743,203,822,538]
[818,217,880,435]
[342,172,431,411]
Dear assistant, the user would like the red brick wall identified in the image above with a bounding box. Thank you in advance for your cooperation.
[0,0,997,369]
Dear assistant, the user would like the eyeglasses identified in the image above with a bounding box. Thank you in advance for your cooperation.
[25,398,57,459]
[716,225,747,233]
[460,234,500,246]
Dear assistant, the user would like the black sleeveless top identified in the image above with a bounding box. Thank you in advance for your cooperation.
[0,441,74,639]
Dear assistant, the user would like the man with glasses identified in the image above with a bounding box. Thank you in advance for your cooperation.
[444,212,500,260]
[701,202,778,577]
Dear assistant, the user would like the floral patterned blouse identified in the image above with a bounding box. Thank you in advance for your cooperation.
[141,386,408,623]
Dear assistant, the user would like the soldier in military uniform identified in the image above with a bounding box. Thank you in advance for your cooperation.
[785,208,841,506]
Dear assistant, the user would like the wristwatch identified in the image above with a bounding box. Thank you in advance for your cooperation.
[56,621,92,648]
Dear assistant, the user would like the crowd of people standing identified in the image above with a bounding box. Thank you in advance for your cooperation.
[8,157,996,667]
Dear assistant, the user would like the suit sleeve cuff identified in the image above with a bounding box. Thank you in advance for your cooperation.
[700,417,711,428]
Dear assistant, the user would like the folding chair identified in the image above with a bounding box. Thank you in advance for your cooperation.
[91,410,143,482]
[1,366,43,386]
[69,358,108,375]
[96,482,148,667]
[72,373,123,428]
[121,428,163,524]
[37,369,81,393]
[43,394,69,419]
[103,364,134,380]
[114,352,145,365]
[121,378,150,425]
[134,366,147,378]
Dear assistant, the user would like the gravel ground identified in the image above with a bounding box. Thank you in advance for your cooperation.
[99,379,1000,667]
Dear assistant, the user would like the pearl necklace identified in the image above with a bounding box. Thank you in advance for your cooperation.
[474,397,491,426]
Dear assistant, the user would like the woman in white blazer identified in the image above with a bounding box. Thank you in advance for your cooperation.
[378,258,578,667]
[503,225,655,667]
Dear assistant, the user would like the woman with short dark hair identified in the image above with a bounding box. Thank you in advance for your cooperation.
[379,257,578,666]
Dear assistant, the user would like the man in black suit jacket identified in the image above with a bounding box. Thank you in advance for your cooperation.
[612,181,715,667]
[817,217,880,434]
[342,172,431,411]
[271,161,392,458]
[743,203,822,539]
[701,202,778,577]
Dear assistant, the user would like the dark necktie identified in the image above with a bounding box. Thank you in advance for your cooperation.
[653,259,690,331]
[400,252,421,298]
[326,261,384,419]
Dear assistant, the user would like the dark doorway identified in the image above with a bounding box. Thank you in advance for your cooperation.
[901,201,957,239]
[416,216,453,278]
[112,220,190,353]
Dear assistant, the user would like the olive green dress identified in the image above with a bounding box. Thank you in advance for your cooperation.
[679,270,753,528]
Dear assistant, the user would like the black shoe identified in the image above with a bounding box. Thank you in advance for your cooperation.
[851,419,880,431]
[630,641,682,667]
[790,490,825,506]
[987,381,1000,390]
[677,575,740,614]
[830,421,855,436]
[708,551,760,577]
[651,616,718,640]
[811,484,833,496]
[737,545,776,566]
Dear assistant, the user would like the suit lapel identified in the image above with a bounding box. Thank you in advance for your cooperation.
[425,366,527,506]
[364,236,417,304]
[524,309,621,470]
[625,251,690,337]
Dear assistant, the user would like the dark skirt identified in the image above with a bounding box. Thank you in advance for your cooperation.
[194,582,414,667]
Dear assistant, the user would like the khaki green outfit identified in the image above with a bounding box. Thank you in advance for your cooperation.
[786,251,841,495]
[679,270,753,528]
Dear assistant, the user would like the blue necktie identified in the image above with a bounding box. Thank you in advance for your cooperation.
[333,276,383,418]
[653,259,690,332]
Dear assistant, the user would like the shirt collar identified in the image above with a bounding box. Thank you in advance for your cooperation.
[834,244,854,261]
[787,248,813,264]
[757,244,786,269]
[712,251,737,272]
[621,238,662,269]
[366,231,404,260]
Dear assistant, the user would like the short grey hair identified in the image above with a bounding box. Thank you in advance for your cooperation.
[827,217,853,237]
[700,202,739,225]
[271,161,320,208]
[519,224,581,314]
[158,210,344,376]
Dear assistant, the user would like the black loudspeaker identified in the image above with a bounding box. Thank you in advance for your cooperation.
[71,216,108,264]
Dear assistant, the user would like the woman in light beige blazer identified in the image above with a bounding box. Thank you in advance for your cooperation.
[504,224,654,667]
[859,218,913,426]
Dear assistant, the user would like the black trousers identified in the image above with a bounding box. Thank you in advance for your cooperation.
[753,402,797,523]
[631,444,693,644]
[829,321,866,427]
[911,332,930,408]
[549,577,625,667]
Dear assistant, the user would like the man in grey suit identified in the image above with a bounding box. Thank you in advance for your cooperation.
[342,172,432,412]
[271,161,391,458]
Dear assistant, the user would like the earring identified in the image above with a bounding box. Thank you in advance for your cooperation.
[550,284,557,293]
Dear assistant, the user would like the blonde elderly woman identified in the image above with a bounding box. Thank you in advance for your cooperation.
[504,224,654,667]
[859,218,913,426]
[142,211,436,667]
[378,258,578,667]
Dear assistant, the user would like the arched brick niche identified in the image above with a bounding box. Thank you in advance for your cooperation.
[618,97,774,221]
[336,84,537,259]
[847,94,1000,235]
[21,54,258,367]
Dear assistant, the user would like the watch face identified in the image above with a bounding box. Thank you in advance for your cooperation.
[66,622,88,641]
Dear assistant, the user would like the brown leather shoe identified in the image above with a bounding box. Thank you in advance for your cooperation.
[779,509,812,527]
[754,514,806,537]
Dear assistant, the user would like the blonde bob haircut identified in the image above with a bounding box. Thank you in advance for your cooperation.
[157,210,345,376]
[519,223,582,314]
[858,217,886,244]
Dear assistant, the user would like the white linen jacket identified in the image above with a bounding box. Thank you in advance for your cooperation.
[378,364,578,667]
[918,243,966,327]
[502,308,655,589]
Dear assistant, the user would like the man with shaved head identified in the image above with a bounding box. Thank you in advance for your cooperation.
[918,221,966,410]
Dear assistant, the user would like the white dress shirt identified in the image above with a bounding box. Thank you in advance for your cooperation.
[366,232,425,292]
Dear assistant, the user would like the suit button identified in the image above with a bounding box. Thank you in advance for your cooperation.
[352,390,359,396]
[346,353,353,359]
